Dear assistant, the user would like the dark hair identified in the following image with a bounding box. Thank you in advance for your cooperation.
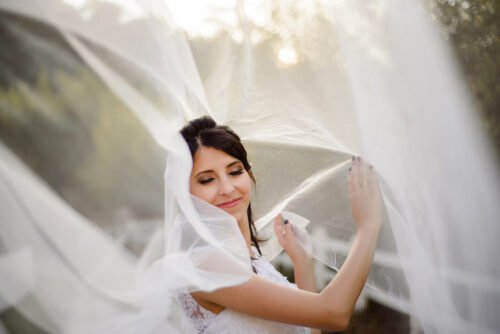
[180,115,263,256]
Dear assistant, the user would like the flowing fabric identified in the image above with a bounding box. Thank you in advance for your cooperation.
[0,0,499,333]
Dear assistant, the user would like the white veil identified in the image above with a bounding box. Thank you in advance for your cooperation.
[0,0,499,333]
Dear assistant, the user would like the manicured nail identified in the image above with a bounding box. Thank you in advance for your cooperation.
[348,167,352,172]
[284,220,289,225]
[369,165,373,170]
[352,156,355,161]
[357,156,361,162]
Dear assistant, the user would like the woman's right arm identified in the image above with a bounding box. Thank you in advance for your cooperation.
[323,156,383,321]
[193,157,383,331]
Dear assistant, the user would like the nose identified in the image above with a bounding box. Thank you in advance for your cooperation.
[218,175,235,196]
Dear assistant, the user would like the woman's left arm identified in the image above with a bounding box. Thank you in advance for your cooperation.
[274,218,321,334]
[293,253,317,292]
[274,217,317,292]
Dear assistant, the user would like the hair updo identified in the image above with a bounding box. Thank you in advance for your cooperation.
[180,116,262,256]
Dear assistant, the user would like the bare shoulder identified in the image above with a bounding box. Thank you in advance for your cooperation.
[192,274,343,330]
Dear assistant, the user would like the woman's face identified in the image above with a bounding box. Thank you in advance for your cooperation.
[190,146,251,224]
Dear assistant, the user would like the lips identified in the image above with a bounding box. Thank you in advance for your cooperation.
[216,197,242,209]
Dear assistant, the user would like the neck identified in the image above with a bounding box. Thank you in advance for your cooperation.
[238,215,255,257]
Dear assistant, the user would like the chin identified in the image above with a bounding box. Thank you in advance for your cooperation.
[225,209,246,225]
[229,211,244,223]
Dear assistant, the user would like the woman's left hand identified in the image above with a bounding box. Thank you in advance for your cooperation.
[273,215,312,264]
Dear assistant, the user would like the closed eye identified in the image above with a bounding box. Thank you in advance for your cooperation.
[198,177,214,185]
[230,169,244,176]
[197,168,243,185]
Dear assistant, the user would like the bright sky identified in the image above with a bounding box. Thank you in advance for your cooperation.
[61,0,301,65]
[60,0,382,67]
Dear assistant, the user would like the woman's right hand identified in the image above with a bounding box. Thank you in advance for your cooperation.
[347,156,383,232]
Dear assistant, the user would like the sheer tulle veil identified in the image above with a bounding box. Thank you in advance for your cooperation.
[0,0,499,333]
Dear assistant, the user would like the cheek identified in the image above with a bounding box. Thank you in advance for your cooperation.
[238,174,252,199]
[190,182,217,204]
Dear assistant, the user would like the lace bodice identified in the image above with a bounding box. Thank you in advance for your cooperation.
[176,249,310,334]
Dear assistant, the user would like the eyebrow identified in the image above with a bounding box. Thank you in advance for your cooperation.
[194,160,242,179]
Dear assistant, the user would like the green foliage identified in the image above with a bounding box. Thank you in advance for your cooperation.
[1,0,498,226]
[0,12,164,224]
[76,81,165,220]
[433,0,500,154]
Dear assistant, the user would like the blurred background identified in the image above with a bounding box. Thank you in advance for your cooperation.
[0,0,498,333]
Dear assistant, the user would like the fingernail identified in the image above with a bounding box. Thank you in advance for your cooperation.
[357,156,361,162]
[284,220,289,225]
[352,156,355,161]
[348,167,352,172]
[369,165,373,170]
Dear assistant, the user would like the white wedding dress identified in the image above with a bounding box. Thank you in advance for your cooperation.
[176,247,310,334]
[1,2,500,334]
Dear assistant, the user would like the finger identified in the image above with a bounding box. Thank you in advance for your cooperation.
[369,165,379,190]
[283,219,294,241]
[274,215,287,244]
[274,214,281,231]
[274,215,282,235]
[347,167,354,195]
[351,156,360,190]
[358,156,368,189]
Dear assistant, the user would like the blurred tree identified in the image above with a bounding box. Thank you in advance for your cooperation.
[432,0,500,155]
[0,11,164,224]
[76,81,165,222]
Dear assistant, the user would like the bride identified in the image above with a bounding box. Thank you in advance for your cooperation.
[176,115,383,333]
